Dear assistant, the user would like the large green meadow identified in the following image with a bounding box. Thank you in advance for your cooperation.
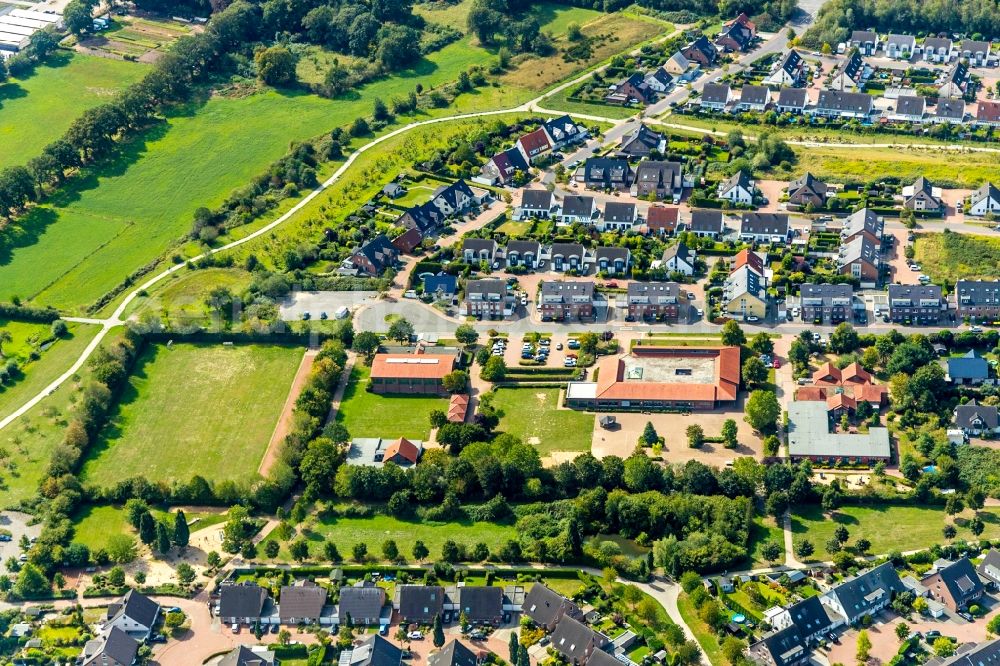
[0,52,146,169]
[79,342,303,487]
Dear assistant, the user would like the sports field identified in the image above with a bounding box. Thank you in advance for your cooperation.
[490,387,593,454]
[335,365,447,440]
[0,52,146,169]
[79,342,303,487]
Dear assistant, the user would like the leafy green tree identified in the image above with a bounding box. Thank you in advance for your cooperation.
[177,562,196,584]
[857,629,872,662]
[480,356,506,381]
[352,542,368,562]
[744,390,780,432]
[138,511,156,546]
[686,424,704,448]
[289,539,310,562]
[324,541,341,563]
[125,499,150,530]
[412,541,429,561]
[750,332,774,355]
[63,0,97,36]
[433,613,445,647]
[829,322,860,353]
[382,539,400,562]
[742,356,768,387]
[14,563,49,599]
[352,331,381,361]
[156,522,172,555]
[854,537,870,554]
[721,320,745,346]
[265,540,280,558]
[108,565,126,587]
[173,511,189,549]
[106,535,137,564]
[794,539,814,559]
[834,525,849,543]
[387,318,414,344]
[455,325,479,348]
[934,637,955,657]
[442,370,469,394]
[895,622,910,641]
[721,419,738,448]
[760,541,782,563]
[255,45,297,86]
[509,630,519,662]
[641,421,658,446]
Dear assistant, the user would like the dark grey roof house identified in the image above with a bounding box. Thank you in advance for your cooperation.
[776,88,808,112]
[617,125,665,158]
[576,158,632,190]
[936,97,966,122]
[956,401,1000,435]
[219,645,278,666]
[814,90,874,118]
[688,209,724,237]
[922,557,984,612]
[749,625,807,666]
[550,617,609,665]
[738,84,770,110]
[105,589,160,638]
[280,581,328,624]
[456,585,503,625]
[339,583,387,626]
[219,583,269,623]
[820,562,904,624]
[344,635,404,666]
[82,627,139,666]
[977,549,1000,587]
[739,213,789,242]
[522,583,583,631]
[398,585,446,624]
[428,640,480,666]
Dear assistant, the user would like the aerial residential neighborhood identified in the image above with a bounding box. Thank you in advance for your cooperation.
[8,0,1000,664]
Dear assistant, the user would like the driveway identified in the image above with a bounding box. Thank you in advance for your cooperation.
[279,291,378,321]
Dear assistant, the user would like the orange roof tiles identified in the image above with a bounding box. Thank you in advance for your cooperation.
[826,392,856,411]
[796,386,827,402]
[812,362,841,385]
[448,394,469,423]
[384,437,420,465]
[840,362,872,384]
[371,353,455,380]
[593,347,740,403]
[732,248,764,275]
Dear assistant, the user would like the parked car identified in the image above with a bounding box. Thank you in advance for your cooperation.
[746,315,760,323]
[556,342,563,350]
[232,624,240,634]
[971,325,984,333]
[567,339,580,349]
[408,631,424,640]
[773,358,780,368]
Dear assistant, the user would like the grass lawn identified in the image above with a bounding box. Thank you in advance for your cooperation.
[391,184,437,207]
[261,512,517,562]
[542,86,641,120]
[791,504,1000,555]
[335,365,446,440]
[0,322,101,421]
[125,267,252,328]
[913,231,1000,283]
[490,387,593,454]
[0,52,146,169]
[496,219,533,237]
[79,343,303,487]
[747,515,785,567]
[676,592,724,666]
[770,144,1000,189]
[71,504,226,551]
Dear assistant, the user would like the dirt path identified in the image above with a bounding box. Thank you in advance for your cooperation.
[257,349,317,476]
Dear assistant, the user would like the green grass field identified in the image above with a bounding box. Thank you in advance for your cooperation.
[79,343,303,487]
[791,504,1000,555]
[71,504,227,551]
[770,144,1000,188]
[747,515,785,567]
[490,387,593,455]
[335,365,447,440]
[0,52,146,169]
[0,321,100,420]
[125,267,252,328]
[913,231,1000,283]
[676,592,724,665]
[260,512,517,562]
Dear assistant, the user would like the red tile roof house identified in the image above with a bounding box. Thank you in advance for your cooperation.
[566,346,740,411]
[978,100,1000,128]
[369,351,456,395]
[645,205,679,235]
[516,128,552,164]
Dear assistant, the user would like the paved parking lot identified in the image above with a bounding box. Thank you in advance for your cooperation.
[0,511,40,563]
[279,290,378,321]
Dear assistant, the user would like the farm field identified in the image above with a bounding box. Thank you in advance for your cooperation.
[81,16,191,60]
[791,504,1000,555]
[0,89,385,312]
[79,342,303,487]
[260,512,517,562]
[0,321,100,421]
[490,387,593,455]
[71,504,227,552]
[335,365,447,440]
[913,231,1000,283]
[0,52,146,169]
